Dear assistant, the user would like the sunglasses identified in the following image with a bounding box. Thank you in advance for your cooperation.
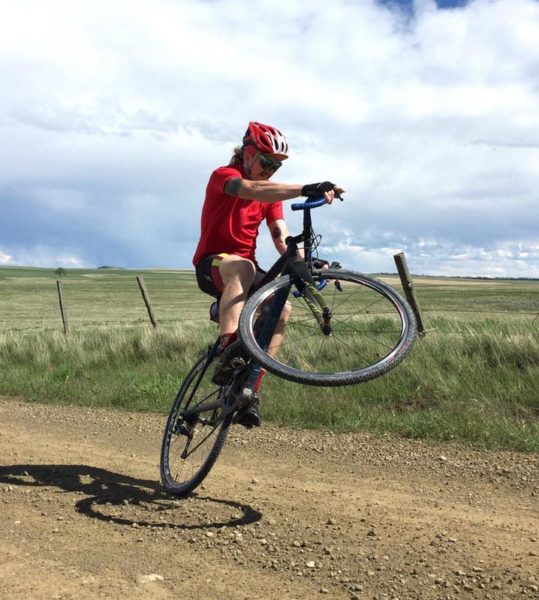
[258,154,282,172]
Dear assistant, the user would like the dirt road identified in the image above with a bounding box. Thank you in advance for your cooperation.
[0,397,537,599]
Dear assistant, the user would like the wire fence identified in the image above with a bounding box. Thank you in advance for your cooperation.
[1,269,538,339]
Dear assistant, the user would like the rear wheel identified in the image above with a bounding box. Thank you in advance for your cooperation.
[238,269,417,386]
[160,348,232,496]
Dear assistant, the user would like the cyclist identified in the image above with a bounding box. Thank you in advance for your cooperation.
[192,121,345,427]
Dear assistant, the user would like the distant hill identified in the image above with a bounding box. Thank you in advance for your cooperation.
[97,266,126,270]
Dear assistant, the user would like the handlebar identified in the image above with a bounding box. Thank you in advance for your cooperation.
[291,196,327,211]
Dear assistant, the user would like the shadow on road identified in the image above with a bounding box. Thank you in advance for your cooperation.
[0,463,262,530]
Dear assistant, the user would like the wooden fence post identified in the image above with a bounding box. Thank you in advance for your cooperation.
[393,252,426,335]
[136,275,158,328]
[56,280,70,334]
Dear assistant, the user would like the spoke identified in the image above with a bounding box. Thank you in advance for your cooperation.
[323,279,394,317]
[183,388,221,413]
[180,416,223,459]
[264,327,324,354]
[184,364,212,405]
[333,294,393,319]
[260,315,322,354]
[326,332,373,364]
[330,316,402,351]
[291,297,316,313]
[316,328,327,358]
[286,317,320,331]
[322,281,369,313]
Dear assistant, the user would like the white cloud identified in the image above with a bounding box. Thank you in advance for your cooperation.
[0,0,538,276]
[0,245,85,268]
[0,251,13,265]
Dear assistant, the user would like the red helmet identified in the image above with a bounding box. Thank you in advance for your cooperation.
[243,121,289,159]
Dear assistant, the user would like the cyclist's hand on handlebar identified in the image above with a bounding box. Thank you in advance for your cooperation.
[312,258,330,270]
[312,258,341,270]
[301,181,335,197]
[301,182,346,204]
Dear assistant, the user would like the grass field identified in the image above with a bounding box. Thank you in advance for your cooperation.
[0,266,537,451]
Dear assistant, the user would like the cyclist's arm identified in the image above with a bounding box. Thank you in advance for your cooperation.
[225,178,345,203]
[225,178,302,202]
[268,219,306,259]
[268,219,289,255]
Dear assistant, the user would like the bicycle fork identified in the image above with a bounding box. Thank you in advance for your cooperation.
[289,258,333,335]
[300,282,333,335]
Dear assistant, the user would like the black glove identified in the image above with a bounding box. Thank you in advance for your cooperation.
[301,181,336,197]
[312,259,342,270]
[312,258,329,269]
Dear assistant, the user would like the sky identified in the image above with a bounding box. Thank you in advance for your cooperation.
[1,0,538,277]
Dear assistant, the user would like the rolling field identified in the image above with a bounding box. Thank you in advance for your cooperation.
[0,266,537,450]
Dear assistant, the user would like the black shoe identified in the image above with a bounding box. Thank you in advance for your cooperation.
[233,395,261,429]
[212,340,249,386]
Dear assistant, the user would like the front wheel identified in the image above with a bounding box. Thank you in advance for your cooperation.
[238,269,417,386]
[160,347,232,496]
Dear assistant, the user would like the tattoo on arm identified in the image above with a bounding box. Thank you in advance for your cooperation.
[272,226,282,240]
[224,178,242,196]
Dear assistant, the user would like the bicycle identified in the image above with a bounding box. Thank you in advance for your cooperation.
[160,197,418,496]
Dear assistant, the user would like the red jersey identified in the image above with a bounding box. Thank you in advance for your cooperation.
[192,164,284,266]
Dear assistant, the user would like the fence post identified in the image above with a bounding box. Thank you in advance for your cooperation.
[136,275,158,328]
[393,252,426,335]
[56,280,70,334]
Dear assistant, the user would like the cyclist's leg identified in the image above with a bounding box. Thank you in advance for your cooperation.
[196,254,259,427]
[195,253,256,337]
[233,299,290,429]
[218,255,256,338]
[266,300,292,358]
[248,298,292,400]
[209,255,258,385]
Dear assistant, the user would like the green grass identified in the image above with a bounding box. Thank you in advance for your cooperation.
[0,267,538,451]
[262,316,538,451]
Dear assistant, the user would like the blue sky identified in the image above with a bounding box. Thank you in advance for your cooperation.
[1,0,538,277]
